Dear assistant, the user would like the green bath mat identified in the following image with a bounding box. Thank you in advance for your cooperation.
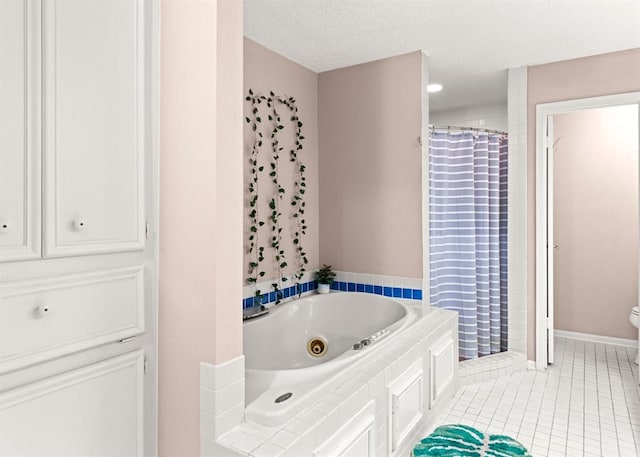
[413,424,532,457]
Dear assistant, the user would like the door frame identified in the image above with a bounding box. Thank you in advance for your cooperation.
[535,91,640,370]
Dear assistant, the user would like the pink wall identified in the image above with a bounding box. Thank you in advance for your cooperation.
[318,52,424,278]
[159,0,243,455]
[527,48,640,358]
[553,105,638,339]
[242,38,319,284]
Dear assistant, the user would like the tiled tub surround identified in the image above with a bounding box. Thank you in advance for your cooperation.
[242,271,319,309]
[206,306,458,457]
[200,356,246,441]
[242,271,423,309]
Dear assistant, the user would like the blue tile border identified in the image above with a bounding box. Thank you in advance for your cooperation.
[243,278,423,309]
[242,280,318,309]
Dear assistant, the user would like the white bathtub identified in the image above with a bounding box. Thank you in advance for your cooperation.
[243,292,419,426]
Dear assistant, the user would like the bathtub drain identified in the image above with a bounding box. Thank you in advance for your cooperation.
[275,392,292,403]
[307,337,328,357]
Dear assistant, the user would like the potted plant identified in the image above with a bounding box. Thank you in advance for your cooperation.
[316,264,336,294]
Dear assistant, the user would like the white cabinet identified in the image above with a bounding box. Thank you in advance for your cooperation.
[1,0,149,262]
[0,350,145,457]
[0,0,41,262]
[0,0,158,455]
[42,0,146,257]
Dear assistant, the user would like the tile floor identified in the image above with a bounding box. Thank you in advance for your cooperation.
[431,337,640,457]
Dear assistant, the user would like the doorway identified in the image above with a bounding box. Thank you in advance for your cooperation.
[535,92,640,369]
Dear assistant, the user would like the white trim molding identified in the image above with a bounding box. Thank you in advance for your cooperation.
[507,66,528,355]
[554,330,638,349]
[421,51,431,314]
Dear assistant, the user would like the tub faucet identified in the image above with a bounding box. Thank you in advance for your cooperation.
[353,338,371,350]
[243,305,269,321]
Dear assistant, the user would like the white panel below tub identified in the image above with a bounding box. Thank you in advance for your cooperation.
[0,350,144,457]
[337,424,375,457]
[313,400,376,457]
[388,361,424,454]
[430,335,455,405]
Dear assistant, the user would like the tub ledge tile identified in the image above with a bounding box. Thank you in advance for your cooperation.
[249,442,286,457]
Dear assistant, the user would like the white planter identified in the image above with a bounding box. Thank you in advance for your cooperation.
[317,283,331,294]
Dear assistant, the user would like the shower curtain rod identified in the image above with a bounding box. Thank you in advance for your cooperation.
[429,124,508,135]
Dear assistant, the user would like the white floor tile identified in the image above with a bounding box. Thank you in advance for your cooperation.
[432,337,640,457]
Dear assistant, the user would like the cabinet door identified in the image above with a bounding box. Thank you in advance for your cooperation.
[0,0,41,262]
[0,350,144,456]
[43,0,146,257]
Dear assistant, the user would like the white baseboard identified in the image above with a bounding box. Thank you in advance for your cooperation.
[554,329,638,348]
[527,360,536,370]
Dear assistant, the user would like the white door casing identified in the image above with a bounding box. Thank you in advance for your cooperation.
[546,115,555,365]
[535,92,640,370]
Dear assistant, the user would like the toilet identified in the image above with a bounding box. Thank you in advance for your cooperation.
[630,307,639,364]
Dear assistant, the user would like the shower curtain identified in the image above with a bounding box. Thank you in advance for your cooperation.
[429,131,508,360]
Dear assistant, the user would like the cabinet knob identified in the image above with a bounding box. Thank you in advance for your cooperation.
[37,305,51,317]
[73,220,86,231]
[0,222,7,233]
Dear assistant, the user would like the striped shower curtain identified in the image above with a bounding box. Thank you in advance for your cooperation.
[429,132,508,360]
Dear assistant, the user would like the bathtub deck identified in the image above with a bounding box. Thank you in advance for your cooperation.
[208,305,458,457]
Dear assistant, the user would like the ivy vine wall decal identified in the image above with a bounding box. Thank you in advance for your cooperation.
[245,89,308,305]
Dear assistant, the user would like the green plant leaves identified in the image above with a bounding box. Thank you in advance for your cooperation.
[244,89,308,298]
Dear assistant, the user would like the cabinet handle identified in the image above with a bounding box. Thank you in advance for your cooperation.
[37,305,51,317]
[0,222,8,233]
[73,220,86,231]
[118,336,138,343]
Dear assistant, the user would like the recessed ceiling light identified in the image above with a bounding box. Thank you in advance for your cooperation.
[427,83,443,93]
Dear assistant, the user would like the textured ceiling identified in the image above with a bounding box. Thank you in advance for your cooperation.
[244,0,640,112]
